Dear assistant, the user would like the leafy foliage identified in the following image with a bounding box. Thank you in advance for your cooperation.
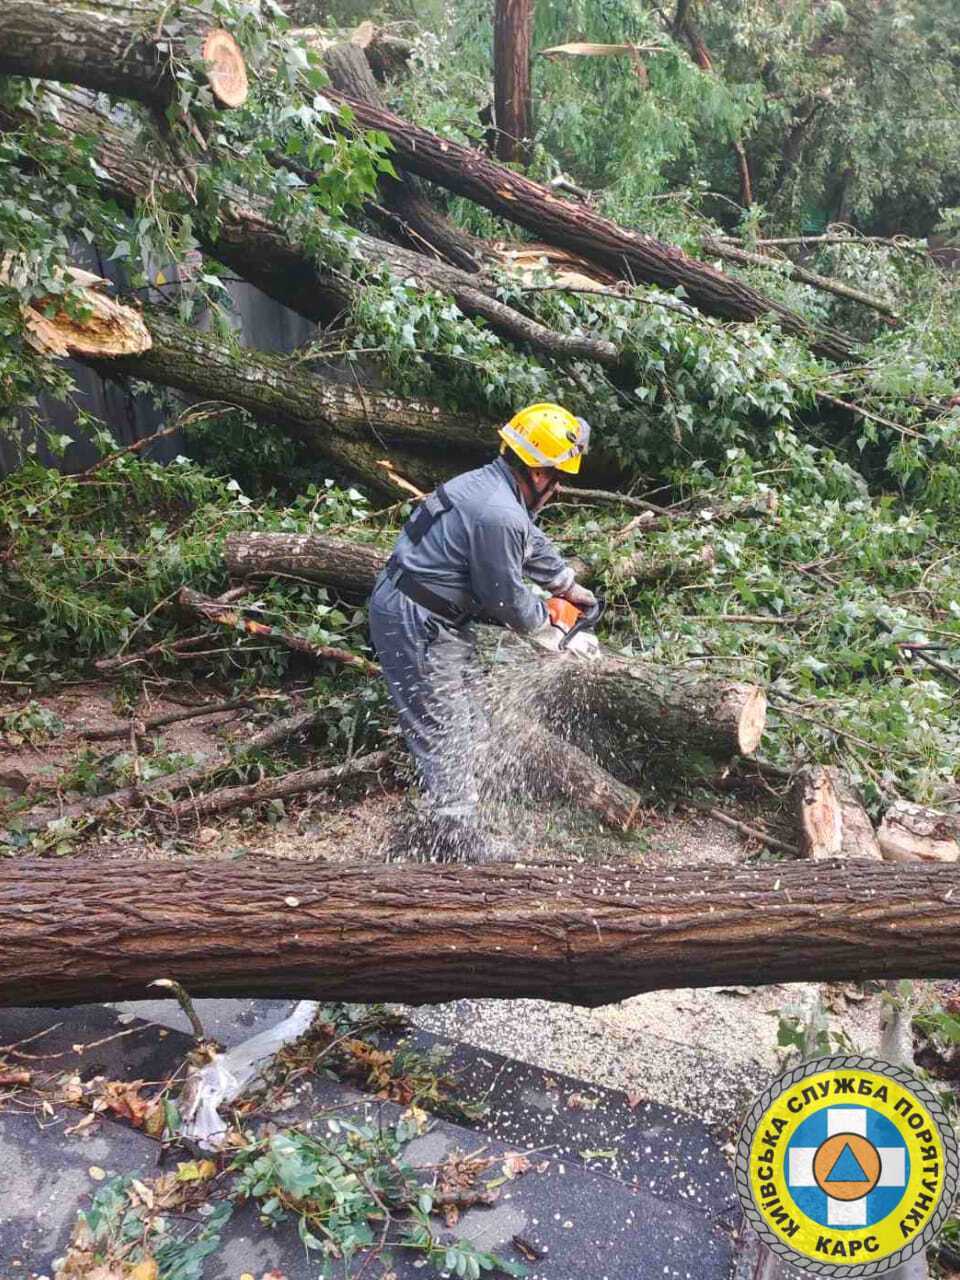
[232,1117,524,1279]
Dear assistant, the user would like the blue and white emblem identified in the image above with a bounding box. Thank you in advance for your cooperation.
[787,1104,909,1228]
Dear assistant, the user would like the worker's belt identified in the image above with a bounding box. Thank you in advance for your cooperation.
[386,561,478,628]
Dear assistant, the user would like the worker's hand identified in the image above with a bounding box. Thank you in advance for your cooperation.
[564,630,601,661]
[527,618,566,655]
[560,581,597,610]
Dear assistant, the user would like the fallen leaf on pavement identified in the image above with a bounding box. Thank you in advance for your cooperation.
[127,1261,158,1280]
[502,1152,531,1179]
[88,1165,106,1181]
[175,1158,217,1183]
[99,1079,153,1127]
[64,1112,98,1137]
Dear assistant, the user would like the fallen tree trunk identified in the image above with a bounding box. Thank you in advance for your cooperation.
[544,660,766,760]
[3,11,853,360]
[226,531,389,596]
[223,532,764,760]
[320,89,856,359]
[1,858,958,1007]
[4,88,620,373]
[878,801,960,864]
[88,304,485,496]
[0,0,248,111]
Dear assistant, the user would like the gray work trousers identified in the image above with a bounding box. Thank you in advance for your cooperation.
[368,573,482,819]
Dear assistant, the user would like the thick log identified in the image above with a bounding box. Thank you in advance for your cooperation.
[89,305,484,496]
[878,802,960,864]
[320,90,856,359]
[545,660,766,760]
[0,859,959,1007]
[226,531,388,595]
[0,1,247,110]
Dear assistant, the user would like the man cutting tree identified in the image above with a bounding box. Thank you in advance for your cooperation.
[369,402,599,864]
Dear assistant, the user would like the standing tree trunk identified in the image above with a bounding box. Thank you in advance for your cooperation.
[494,0,535,166]
[1,859,959,1008]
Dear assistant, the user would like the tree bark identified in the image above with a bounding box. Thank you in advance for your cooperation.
[878,802,960,864]
[543,660,766,760]
[89,304,485,496]
[0,0,246,111]
[494,0,535,166]
[1,858,959,1008]
[320,89,856,359]
[226,531,389,596]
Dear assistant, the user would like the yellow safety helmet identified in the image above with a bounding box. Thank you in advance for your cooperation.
[498,402,590,475]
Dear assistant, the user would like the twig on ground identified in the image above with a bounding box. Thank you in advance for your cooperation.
[686,800,799,856]
[80,696,272,741]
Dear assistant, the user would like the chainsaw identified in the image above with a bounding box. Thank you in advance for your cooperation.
[547,595,606,651]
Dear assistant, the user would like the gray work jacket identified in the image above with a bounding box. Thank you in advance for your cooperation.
[387,457,575,634]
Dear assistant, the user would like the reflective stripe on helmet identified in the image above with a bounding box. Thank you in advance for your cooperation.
[499,423,581,467]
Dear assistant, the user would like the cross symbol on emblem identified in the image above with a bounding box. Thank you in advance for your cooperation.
[788,1107,908,1227]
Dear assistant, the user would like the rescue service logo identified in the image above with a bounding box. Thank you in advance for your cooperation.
[734,1055,958,1275]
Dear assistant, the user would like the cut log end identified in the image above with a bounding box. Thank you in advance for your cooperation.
[878,801,960,864]
[202,29,248,108]
[796,766,842,859]
[736,687,767,756]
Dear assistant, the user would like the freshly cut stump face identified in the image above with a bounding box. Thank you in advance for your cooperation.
[736,687,767,756]
[202,29,248,107]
